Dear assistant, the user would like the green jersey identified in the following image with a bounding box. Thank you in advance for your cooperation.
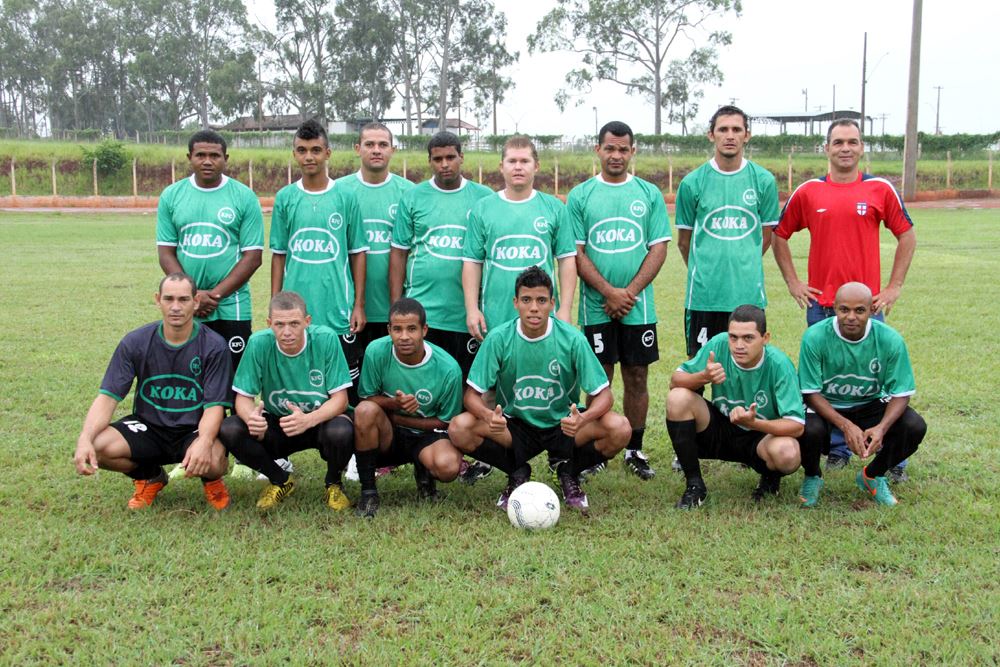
[680,332,805,428]
[358,336,463,427]
[233,324,352,416]
[156,175,264,321]
[467,317,609,429]
[333,171,415,323]
[270,179,368,334]
[392,178,494,333]
[675,159,779,311]
[799,318,916,410]
[465,190,577,330]
[567,174,671,326]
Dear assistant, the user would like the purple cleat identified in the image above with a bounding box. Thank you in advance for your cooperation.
[555,462,589,514]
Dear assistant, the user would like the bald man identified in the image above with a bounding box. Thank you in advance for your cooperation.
[796,283,926,507]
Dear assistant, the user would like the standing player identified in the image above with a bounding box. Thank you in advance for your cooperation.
[353,298,466,518]
[569,120,670,480]
[665,305,805,508]
[463,135,577,339]
[773,119,916,479]
[334,122,414,349]
[73,273,232,511]
[218,292,355,510]
[797,283,926,507]
[449,267,631,514]
[389,132,493,377]
[271,119,368,404]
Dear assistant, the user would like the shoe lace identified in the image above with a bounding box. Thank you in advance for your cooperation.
[560,471,583,498]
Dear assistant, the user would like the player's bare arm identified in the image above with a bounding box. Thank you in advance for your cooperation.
[676,228,692,264]
[270,253,286,295]
[388,247,407,304]
[462,261,487,340]
[181,405,225,477]
[625,240,668,303]
[556,256,577,323]
[157,245,184,275]
[349,251,367,333]
[74,393,118,475]
[761,226,773,255]
[772,235,821,309]
[874,229,916,314]
[575,244,636,317]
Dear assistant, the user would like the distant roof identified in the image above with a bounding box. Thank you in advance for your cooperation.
[221,114,318,131]
[752,110,872,124]
[421,118,481,131]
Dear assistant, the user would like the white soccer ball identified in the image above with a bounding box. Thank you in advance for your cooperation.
[507,481,560,530]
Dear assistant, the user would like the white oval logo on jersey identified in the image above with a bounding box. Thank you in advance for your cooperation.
[641,329,655,348]
[388,203,399,220]
[268,389,326,413]
[587,217,644,254]
[742,189,758,206]
[364,219,393,255]
[490,234,548,271]
[512,375,566,411]
[629,199,647,217]
[327,212,344,231]
[309,369,324,387]
[754,390,769,409]
[228,336,245,354]
[548,359,561,376]
[422,224,466,260]
[701,205,760,241]
[415,388,433,406]
[217,207,236,225]
[289,227,341,264]
[533,216,549,234]
[179,222,232,259]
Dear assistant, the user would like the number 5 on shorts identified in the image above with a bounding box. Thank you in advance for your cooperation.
[592,332,604,354]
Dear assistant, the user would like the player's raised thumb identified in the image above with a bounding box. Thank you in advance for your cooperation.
[707,351,715,363]
[288,403,302,413]
[253,403,264,415]
[493,405,503,417]
[570,404,580,416]
[396,390,405,398]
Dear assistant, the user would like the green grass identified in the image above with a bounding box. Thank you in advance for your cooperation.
[0,208,998,664]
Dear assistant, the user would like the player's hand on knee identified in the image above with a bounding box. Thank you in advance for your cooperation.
[842,421,867,456]
[74,439,99,476]
[182,437,213,477]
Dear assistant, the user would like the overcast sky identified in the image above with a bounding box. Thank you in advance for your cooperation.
[248,0,998,138]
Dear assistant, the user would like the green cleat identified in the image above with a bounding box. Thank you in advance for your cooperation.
[229,463,258,481]
[856,469,898,507]
[798,475,824,508]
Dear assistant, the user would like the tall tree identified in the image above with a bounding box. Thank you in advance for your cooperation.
[273,0,337,122]
[528,0,740,134]
[330,0,397,121]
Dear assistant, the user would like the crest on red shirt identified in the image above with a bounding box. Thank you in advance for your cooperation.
[856,201,868,215]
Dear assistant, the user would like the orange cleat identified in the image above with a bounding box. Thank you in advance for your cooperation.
[202,478,230,511]
[127,474,167,509]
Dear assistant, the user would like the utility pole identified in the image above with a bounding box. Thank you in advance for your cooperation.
[902,0,923,200]
[832,85,837,120]
[593,106,598,140]
[878,113,889,135]
[802,89,809,133]
[934,85,943,135]
[860,32,868,136]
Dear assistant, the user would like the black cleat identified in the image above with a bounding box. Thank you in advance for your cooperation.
[355,491,380,518]
[825,454,850,471]
[676,481,707,509]
[414,462,440,501]
[624,451,656,480]
[751,473,781,502]
[886,465,909,484]
[459,459,494,485]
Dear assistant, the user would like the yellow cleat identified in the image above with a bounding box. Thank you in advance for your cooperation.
[324,484,351,511]
[256,478,295,510]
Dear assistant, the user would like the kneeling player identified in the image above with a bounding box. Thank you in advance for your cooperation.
[352,298,465,517]
[73,273,232,510]
[449,267,631,514]
[797,282,926,507]
[218,291,355,510]
[666,305,805,508]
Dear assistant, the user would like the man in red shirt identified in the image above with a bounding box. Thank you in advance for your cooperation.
[772,119,916,479]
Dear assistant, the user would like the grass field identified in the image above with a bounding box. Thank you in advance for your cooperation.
[0,207,998,664]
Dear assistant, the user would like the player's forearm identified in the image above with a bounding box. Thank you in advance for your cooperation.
[804,393,851,430]
[748,417,804,438]
[212,249,263,298]
[676,229,691,265]
[350,252,367,308]
[461,262,483,313]
[463,386,494,422]
[388,248,407,303]
[270,254,286,295]
[311,390,349,424]
[363,395,399,414]
[626,241,668,295]
[770,236,800,285]
[79,393,119,442]
[391,414,447,431]
[575,247,615,296]
[887,229,916,289]
[761,227,774,256]
[195,405,225,441]
[234,394,258,423]
[877,396,910,432]
[581,388,612,423]
[557,256,577,310]
[157,245,183,274]
[670,370,707,391]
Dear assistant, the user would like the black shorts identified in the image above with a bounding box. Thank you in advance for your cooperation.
[378,427,447,466]
[485,416,576,469]
[685,310,731,358]
[256,412,353,459]
[583,321,659,366]
[112,415,199,465]
[358,322,389,350]
[694,400,770,475]
[338,333,366,406]
[204,319,252,377]
[425,328,480,379]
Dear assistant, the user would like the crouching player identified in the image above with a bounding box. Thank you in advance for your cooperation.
[449,267,631,514]
[352,298,465,518]
[218,291,355,510]
[73,273,232,510]
[666,305,804,508]
[797,282,926,507]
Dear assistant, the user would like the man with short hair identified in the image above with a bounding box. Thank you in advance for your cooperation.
[797,282,926,507]
[449,267,631,514]
[353,298,466,518]
[569,120,670,480]
[773,119,916,478]
[156,129,263,379]
[666,305,805,508]
[390,131,494,378]
[73,273,232,511]
[271,119,368,405]
[334,122,415,350]
[463,135,577,339]
[218,291,355,511]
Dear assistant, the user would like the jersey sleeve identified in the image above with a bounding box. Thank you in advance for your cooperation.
[324,335,354,394]
[880,182,914,237]
[345,191,369,254]
[759,171,780,226]
[99,338,137,401]
[238,187,265,251]
[357,343,383,399]
[646,183,671,244]
[391,193,415,250]
[574,334,610,395]
[884,333,916,398]
[269,190,289,254]
[201,341,234,408]
[797,331,824,394]
[567,189,587,245]
[466,334,500,393]
[553,201,577,259]
[775,183,808,239]
[463,201,486,263]
[772,356,806,423]
[232,336,264,398]
[155,187,178,246]
[674,177,697,230]
[437,364,464,421]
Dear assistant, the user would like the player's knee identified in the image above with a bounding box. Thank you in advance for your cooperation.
[902,409,927,445]
[803,415,827,444]
[432,449,462,482]
[319,414,354,449]
[448,412,476,445]
[666,387,695,417]
[353,400,382,428]
[770,438,801,473]
[207,443,229,478]
[622,365,648,391]
[218,415,248,450]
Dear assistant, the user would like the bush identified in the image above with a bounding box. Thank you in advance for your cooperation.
[81,139,129,176]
